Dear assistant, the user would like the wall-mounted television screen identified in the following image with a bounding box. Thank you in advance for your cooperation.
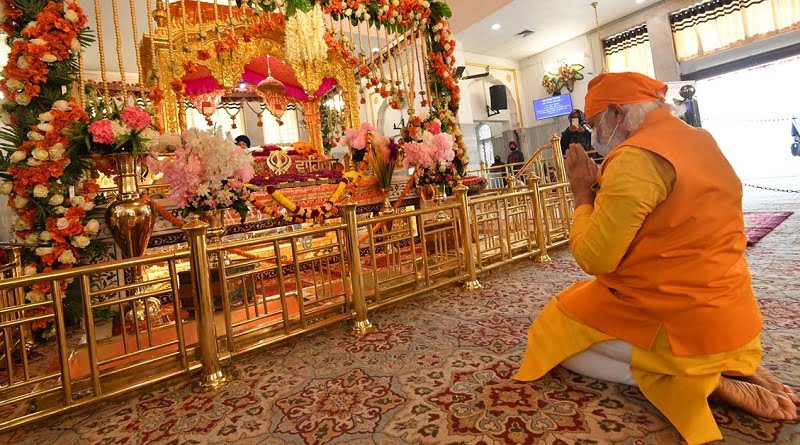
[533,94,574,120]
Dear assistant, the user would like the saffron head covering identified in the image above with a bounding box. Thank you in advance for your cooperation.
[584,72,668,120]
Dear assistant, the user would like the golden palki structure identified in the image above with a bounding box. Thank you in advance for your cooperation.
[0,0,573,432]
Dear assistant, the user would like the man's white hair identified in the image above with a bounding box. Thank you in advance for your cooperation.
[621,101,686,133]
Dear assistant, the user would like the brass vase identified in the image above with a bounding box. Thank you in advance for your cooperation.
[434,183,449,221]
[200,209,227,244]
[105,154,157,262]
[380,188,394,214]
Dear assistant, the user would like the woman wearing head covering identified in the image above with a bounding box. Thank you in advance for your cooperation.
[560,109,601,162]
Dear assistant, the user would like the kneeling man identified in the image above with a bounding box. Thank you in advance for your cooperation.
[515,72,798,445]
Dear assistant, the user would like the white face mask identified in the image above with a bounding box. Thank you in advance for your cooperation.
[591,110,620,156]
[570,118,579,128]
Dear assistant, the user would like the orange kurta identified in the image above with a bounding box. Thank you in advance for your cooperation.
[559,107,763,356]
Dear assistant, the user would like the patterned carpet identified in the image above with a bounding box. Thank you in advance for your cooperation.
[2,185,799,445]
[744,211,793,246]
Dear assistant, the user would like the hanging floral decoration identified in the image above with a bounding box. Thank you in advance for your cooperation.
[542,60,586,94]
[0,0,102,341]
[401,112,456,187]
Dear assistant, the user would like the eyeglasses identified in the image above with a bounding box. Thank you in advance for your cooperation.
[585,110,608,132]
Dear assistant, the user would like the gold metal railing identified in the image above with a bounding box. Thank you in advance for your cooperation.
[0,178,575,432]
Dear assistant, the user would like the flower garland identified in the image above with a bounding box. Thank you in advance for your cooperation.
[0,0,99,341]
[260,178,351,223]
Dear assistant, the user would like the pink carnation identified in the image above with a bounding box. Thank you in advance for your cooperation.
[119,107,152,131]
[424,119,442,135]
[87,119,115,145]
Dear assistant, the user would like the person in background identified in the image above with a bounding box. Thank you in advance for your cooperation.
[515,72,798,445]
[491,155,504,168]
[507,141,524,165]
[235,135,251,149]
[561,109,602,163]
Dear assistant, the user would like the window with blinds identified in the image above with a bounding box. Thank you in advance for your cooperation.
[603,24,656,78]
[670,0,800,62]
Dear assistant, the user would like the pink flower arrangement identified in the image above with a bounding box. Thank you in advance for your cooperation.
[119,106,152,131]
[338,122,378,151]
[82,105,160,155]
[146,129,255,222]
[402,130,455,170]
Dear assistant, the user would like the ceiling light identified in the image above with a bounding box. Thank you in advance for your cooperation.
[372,47,380,53]
[635,0,647,3]
[491,24,501,31]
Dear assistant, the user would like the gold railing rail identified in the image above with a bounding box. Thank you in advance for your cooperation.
[0,176,575,432]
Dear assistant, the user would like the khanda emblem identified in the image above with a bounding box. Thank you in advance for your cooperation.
[267,150,293,175]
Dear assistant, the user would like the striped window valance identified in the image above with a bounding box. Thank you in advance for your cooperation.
[670,0,800,61]
[603,25,650,56]
[602,25,656,78]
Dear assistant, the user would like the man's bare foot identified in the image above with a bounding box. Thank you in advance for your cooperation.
[737,367,800,405]
[711,377,798,421]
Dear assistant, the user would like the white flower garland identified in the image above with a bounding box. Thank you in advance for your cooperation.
[285,4,327,65]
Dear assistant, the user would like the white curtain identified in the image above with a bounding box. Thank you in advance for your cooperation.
[261,107,301,145]
[671,0,800,62]
[603,25,656,78]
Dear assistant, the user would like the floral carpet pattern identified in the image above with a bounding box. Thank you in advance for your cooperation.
[1,185,799,445]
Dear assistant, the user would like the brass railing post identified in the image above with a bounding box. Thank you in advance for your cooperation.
[182,214,228,391]
[527,174,552,264]
[479,160,487,179]
[551,134,566,182]
[454,182,482,290]
[341,198,374,336]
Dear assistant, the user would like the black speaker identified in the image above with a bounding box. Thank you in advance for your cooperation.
[489,85,508,111]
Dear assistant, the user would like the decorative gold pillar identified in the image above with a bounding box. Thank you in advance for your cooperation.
[182,214,229,391]
[454,182,482,290]
[341,198,374,336]
[527,173,552,264]
[301,100,324,155]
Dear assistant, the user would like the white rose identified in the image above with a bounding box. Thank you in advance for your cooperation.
[49,142,65,160]
[35,247,53,256]
[10,151,26,162]
[30,38,46,46]
[27,131,44,141]
[84,219,100,235]
[58,250,77,264]
[16,92,31,106]
[36,123,53,133]
[70,39,81,52]
[25,233,39,245]
[52,100,71,112]
[1,112,11,125]
[39,231,51,241]
[41,54,57,63]
[17,56,29,70]
[70,196,85,207]
[0,181,11,195]
[6,78,24,90]
[14,197,28,208]
[26,291,45,303]
[71,235,90,249]
[33,184,49,198]
[56,217,69,230]
[38,111,54,122]
[13,218,30,230]
[53,206,67,214]
[32,147,49,161]
[26,158,42,167]
[24,265,37,276]
[82,201,95,211]
[48,194,64,206]
[64,9,79,23]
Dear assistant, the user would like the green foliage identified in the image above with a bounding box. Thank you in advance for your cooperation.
[232,199,251,224]
[430,1,452,22]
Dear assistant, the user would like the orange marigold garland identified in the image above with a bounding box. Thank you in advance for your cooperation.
[0,0,99,341]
